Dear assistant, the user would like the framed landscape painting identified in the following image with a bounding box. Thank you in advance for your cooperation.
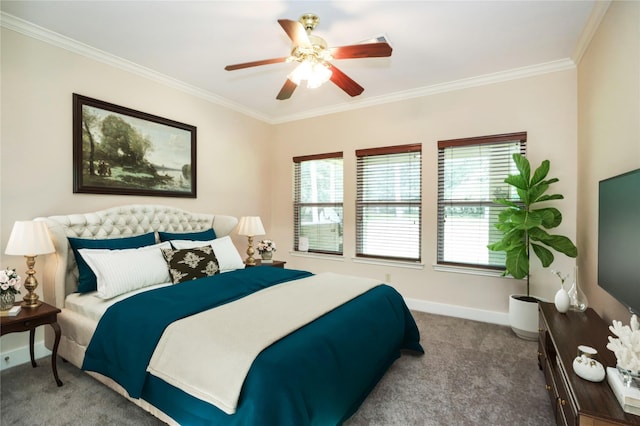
[73,94,197,198]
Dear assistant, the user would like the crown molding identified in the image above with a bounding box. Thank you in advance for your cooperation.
[571,0,611,65]
[272,58,577,124]
[0,12,270,123]
[2,11,578,125]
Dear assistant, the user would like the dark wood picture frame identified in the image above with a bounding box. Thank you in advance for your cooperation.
[73,94,197,198]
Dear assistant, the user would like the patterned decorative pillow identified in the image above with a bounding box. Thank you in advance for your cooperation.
[172,236,245,273]
[161,245,219,284]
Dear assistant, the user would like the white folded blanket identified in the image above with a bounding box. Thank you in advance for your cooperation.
[146,272,381,414]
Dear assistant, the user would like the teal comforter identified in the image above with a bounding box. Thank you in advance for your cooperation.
[83,267,423,425]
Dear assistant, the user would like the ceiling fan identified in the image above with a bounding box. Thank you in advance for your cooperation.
[224,13,393,100]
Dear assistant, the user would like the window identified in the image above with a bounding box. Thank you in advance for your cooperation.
[356,144,422,261]
[293,152,343,255]
[437,132,527,269]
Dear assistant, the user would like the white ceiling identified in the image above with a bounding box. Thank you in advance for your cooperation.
[1,1,600,123]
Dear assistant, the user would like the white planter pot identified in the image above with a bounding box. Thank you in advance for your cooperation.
[509,294,540,340]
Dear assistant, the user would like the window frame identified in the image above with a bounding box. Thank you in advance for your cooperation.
[436,132,527,271]
[355,143,422,262]
[293,151,344,255]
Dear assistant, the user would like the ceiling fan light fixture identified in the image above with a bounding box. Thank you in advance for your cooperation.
[288,60,310,84]
[307,62,332,88]
[225,13,391,99]
[288,60,332,89]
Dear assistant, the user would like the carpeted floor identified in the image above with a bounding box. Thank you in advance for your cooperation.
[1,311,554,425]
[345,311,554,425]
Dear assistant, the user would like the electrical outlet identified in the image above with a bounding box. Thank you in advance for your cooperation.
[385,273,391,282]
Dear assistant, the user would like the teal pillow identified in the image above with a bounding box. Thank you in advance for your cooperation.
[158,228,216,242]
[69,232,156,293]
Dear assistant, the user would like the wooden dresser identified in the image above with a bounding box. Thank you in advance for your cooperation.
[538,302,640,425]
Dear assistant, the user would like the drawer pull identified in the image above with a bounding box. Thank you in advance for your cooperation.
[558,398,566,406]
[545,385,552,391]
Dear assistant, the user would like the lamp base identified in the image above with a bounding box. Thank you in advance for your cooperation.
[245,235,257,266]
[21,297,42,309]
[21,255,42,308]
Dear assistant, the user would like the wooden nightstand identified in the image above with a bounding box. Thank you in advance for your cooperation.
[245,260,286,268]
[0,301,63,386]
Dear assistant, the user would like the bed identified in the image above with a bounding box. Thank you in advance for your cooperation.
[36,204,423,425]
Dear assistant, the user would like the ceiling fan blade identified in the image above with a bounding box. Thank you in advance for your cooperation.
[278,19,311,48]
[329,64,364,97]
[330,42,393,59]
[276,79,298,100]
[225,57,288,71]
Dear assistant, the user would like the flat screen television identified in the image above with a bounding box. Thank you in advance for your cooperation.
[598,168,640,315]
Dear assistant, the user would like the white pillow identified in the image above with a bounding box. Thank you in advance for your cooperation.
[79,242,172,299]
[170,239,214,250]
[210,236,246,272]
[172,236,245,273]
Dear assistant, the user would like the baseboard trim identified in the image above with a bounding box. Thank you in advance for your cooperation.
[405,297,510,326]
[0,341,51,371]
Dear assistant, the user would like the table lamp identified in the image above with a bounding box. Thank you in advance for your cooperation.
[5,221,55,308]
[237,216,265,266]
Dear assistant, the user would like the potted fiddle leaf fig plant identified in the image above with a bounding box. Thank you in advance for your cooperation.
[488,153,578,339]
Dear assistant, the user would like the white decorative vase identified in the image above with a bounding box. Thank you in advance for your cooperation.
[554,288,570,313]
[508,294,540,340]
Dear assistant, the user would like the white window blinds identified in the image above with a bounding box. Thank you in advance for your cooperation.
[437,132,526,269]
[293,152,344,255]
[356,144,422,261]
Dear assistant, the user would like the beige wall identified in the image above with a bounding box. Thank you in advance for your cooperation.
[0,28,272,353]
[271,70,579,317]
[6,2,635,357]
[577,0,640,323]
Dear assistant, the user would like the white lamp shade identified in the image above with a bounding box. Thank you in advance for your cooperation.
[5,221,55,256]
[237,216,265,237]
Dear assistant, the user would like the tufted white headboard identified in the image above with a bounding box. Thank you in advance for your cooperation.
[35,204,238,308]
